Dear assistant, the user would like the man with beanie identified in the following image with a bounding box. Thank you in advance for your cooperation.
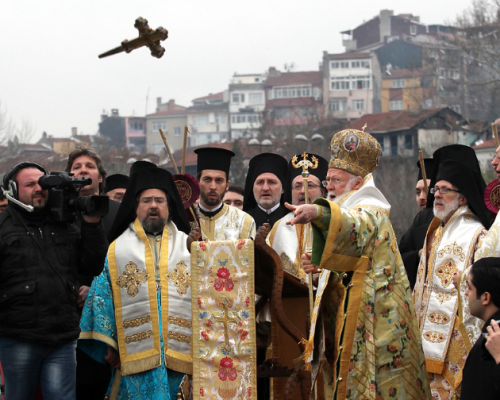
[243,153,288,229]
[79,166,197,399]
[287,129,430,399]
[413,147,491,400]
[194,147,255,240]
[104,174,129,203]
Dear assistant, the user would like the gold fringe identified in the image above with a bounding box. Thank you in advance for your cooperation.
[425,359,444,374]
[121,353,161,376]
[299,338,314,371]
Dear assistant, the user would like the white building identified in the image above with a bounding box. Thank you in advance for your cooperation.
[322,52,380,119]
[187,91,230,146]
[228,73,267,140]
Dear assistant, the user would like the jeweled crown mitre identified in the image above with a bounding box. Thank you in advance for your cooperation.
[329,129,382,177]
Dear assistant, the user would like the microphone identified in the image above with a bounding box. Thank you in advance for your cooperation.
[2,185,34,212]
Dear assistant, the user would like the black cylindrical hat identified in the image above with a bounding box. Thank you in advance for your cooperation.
[195,147,235,175]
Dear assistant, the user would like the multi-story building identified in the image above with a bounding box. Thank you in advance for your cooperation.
[125,117,146,153]
[146,98,187,154]
[187,91,230,146]
[341,10,428,52]
[322,52,380,119]
[264,67,323,128]
[228,73,266,140]
[381,68,436,112]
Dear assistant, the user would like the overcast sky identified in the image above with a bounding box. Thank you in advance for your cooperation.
[0,0,474,140]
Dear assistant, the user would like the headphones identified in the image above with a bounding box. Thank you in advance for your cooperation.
[2,162,47,212]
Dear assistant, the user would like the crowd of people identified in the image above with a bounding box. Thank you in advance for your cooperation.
[1,128,500,400]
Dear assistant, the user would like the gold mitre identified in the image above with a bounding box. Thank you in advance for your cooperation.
[329,129,382,177]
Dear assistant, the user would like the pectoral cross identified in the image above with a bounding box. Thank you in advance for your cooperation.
[209,298,240,354]
[99,17,169,59]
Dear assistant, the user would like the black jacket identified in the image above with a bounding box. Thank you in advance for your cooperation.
[0,204,107,346]
[399,208,434,289]
[246,204,287,230]
[461,310,500,400]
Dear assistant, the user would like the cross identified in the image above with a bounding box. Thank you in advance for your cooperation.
[209,298,240,354]
[99,17,169,59]
[291,152,318,204]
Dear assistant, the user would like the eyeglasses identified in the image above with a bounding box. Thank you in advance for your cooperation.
[139,197,167,205]
[430,187,460,195]
[322,178,347,187]
[292,183,322,191]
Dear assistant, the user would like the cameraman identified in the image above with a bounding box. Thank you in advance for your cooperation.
[65,146,119,400]
[0,162,107,400]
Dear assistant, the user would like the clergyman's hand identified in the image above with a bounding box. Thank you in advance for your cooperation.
[285,203,318,226]
[187,227,202,252]
[105,346,121,369]
[302,253,319,274]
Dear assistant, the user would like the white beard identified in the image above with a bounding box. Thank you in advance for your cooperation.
[433,197,459,221]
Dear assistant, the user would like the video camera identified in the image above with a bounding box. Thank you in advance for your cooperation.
[38,171,109,222]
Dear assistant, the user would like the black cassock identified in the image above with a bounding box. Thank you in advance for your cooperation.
[398,208,433,289]
[461,310,500,400]
[246,204,287,230]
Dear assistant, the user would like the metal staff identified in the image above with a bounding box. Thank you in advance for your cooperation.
[493,123,499,148]
[291,152,319,320]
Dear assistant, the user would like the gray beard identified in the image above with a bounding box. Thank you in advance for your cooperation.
[433,197,459,221]
[141,216,167,234]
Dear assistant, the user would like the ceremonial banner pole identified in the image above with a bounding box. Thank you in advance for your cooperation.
[181,126,189,175]
[493,122,499,148]
[418,150,428,195]
[159,129,179,174]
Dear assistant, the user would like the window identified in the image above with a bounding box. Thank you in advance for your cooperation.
[450,105,461,113]
[390,136,398,156]
[296,107,318,117]
[152,143,164,154]
[410,25,417,35]
[193,116,208,127]
[353,76,370,89]
[329,100,347,112]
[351,61,360,68]
[424,98,433,108]
[236,115,246,123]
[129,121,143,130]
[331,61,340,69]
[232,93,245,103]
[352,99,364,110]
[360,61,370,68]
[390,100,403,110]
[248,115,259,123]
[249,93,263,104]
[174,127,181,136]
[392,79,405,88]
[340,61,349,68]
[273,86,312,99]
[275,108,291,119]
[331,77,350,90]
[152,121,166,131]
[405,134,413,149]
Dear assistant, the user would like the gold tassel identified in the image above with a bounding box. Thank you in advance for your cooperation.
[299,338,314,371]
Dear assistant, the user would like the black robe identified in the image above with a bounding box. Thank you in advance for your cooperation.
[398,207,434,289]
[461,310,500,400]
[246,204,287,230]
